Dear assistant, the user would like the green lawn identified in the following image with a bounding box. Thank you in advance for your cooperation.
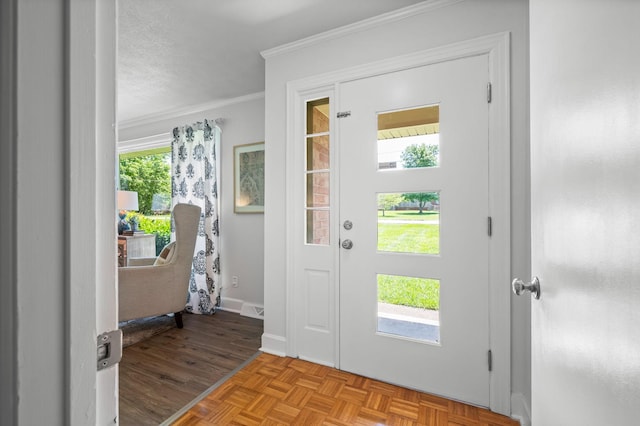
[377,220,440,310]
[378,210,439,221]
[377,222,439,254]
[378,274,440,310]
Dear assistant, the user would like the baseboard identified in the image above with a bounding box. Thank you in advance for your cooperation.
[511,392,531,426]
[260,333,287,357]
[219,297,264,321]
[219,297,243,314]
[240,303,264,320]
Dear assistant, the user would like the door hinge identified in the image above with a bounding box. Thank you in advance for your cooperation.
[488,349,493,372]
[97,330,122,371]
[487,83,492,103]
[337,111,351,118]
[487,216,492,237]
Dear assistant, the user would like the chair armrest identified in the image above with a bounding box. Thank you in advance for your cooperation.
[127,257,157,266]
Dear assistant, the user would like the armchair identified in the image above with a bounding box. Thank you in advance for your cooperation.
[118,203,201,328]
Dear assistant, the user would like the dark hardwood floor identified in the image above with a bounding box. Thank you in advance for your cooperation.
[119,310,263,426]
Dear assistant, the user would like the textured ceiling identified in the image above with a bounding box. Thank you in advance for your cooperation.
[117,0,425,122]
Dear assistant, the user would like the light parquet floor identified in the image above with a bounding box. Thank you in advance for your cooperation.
[172,353,519,426]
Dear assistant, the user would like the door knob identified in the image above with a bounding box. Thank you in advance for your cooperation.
[511,277,541,299]
[341,239,353,250]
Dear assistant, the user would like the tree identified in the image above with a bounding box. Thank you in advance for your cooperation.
[402,191,439,214]
[400,144,439,214]
[119,153,171,215]
[401,143,439,168]
[377,193,403,216]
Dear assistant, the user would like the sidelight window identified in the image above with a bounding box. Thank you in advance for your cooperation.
[305,98,331,245]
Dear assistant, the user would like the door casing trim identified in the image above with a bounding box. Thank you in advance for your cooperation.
[284,31,511,415]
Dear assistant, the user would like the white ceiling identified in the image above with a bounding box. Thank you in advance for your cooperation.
[117,0,425,123]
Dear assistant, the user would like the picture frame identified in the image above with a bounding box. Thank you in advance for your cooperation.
[234,142,265,213]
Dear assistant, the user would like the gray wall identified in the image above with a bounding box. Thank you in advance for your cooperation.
[17,1,67,423]
[263,0,531,419]
[119,95,266,310]
[0,0,17,423]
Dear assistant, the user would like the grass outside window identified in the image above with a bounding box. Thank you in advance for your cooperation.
[377,222,439,254]
[377,210,440,310]
[378,274,440,311]
[377,210,439,221]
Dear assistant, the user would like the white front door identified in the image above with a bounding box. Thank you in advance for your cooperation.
[338,55,491,406]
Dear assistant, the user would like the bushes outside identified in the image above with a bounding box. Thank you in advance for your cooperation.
[126,212,171,256]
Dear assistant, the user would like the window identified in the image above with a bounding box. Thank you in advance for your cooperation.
[118,148,172,254]
[305,98,331,245]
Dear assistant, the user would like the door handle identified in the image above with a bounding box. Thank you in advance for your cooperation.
[341,239,353,250]
[511,277,541,299]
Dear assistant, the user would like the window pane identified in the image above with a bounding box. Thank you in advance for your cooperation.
[306,136,330,171]
[119,151,171,214]
[307,98,330,134]
[304,97,330,247]
[306,209,330,245]
[377,192,440,254]
[377,274,440,344]
[377,105,440,170]
[306,172,330,208]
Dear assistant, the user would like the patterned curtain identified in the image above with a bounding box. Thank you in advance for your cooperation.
[171,120,221,315]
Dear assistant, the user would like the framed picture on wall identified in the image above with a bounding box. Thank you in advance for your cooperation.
[234,142,265,213]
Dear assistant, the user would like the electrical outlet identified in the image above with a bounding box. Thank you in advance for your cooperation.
[232,276,239,288]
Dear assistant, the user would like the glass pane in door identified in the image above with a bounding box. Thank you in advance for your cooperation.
[377,192,440,254]
[377,274,440,344]
[377,104,440,170]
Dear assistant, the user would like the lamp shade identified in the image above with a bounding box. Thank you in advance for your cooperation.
[117,190,139,211]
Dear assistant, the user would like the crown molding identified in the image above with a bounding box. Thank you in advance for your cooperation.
[118,132,172,153]
[261,0,464,59]
[118,91,265,130]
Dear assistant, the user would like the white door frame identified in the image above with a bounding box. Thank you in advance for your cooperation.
[70,1,119,424]
[285,32,511,414]
[1,0,117,424]
[95,1,120,423]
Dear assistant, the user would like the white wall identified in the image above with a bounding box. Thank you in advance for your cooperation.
[530,0,640,424]
[118,95,266,312]
[263,0,531,417]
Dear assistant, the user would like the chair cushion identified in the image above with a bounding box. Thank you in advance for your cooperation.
[154,241,176,266]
